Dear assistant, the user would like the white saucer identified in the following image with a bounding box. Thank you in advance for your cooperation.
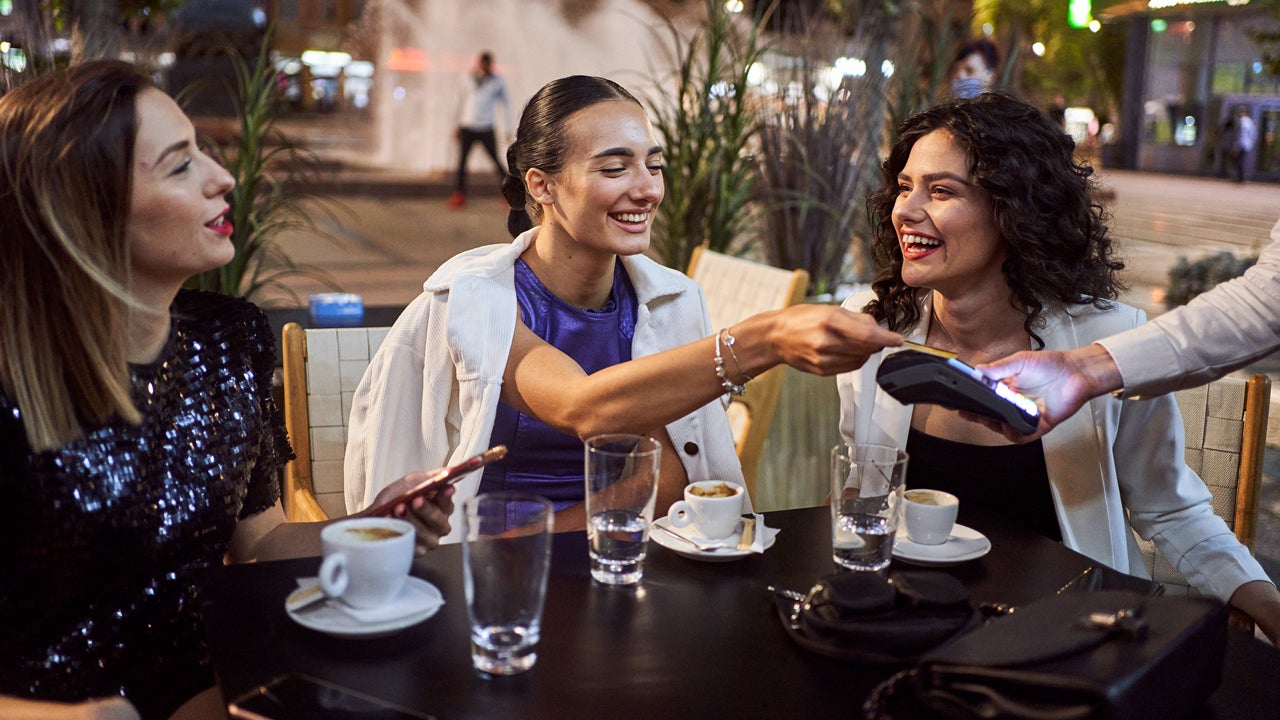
[286,576,444,639]
[649,516,775,562]
[892,524,991,566]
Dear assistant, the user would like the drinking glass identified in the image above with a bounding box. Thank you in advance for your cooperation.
[830,443,909,572]
[584,434,661,585]
[463,492,553,675]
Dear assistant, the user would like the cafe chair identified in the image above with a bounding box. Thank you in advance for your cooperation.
[1136,374,1270,629]
[280,322,391,522]
[686,246,809,499]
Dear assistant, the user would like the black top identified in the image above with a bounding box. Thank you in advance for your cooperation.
[0,289,292,719]
[906,426,1061,542]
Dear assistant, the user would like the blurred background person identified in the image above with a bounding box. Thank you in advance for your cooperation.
[947,38,1001,100]
[1228,105,1257,183]
[448,50,512,209]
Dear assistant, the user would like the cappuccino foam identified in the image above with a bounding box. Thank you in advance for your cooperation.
[690,482,739,498]
[344,526,405,542]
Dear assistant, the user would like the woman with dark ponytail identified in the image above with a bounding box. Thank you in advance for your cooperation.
[346,75,902,537]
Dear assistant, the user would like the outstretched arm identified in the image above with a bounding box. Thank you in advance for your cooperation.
[502,303,903,440]
[0,696,140,720]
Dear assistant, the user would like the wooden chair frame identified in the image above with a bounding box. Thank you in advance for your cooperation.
[1230,374,1269,549]
[281,322,329,522]
[686,246,809,498]
[1140,374,1270,632]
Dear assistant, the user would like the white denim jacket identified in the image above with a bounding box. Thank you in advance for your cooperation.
[344,228,743,542]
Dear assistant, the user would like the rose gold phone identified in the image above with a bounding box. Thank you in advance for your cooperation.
[360,445,507,518]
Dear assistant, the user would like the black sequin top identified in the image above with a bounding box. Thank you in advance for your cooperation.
[0,290,292,719]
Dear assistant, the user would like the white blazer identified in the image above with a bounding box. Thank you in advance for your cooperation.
[837,290,1270,601]
[344,228,744,542]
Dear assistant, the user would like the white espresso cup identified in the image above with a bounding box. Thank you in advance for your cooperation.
[902,489,960,545]
[318,517,415,608]
[667,480,745,540]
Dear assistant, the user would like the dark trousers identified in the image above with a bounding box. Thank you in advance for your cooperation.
[455,127,505,194]
[1229,147,1252,182]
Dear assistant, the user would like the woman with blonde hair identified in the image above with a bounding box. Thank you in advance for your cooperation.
[0,61,452,719]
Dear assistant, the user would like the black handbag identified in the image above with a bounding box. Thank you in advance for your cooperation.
[864,589,1228,720]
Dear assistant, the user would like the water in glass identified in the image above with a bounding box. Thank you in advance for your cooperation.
[588,509,647,585]
[833,511,893,571]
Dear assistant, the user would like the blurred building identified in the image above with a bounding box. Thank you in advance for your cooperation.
[1103,0,1280,181]
[268,0,373,113]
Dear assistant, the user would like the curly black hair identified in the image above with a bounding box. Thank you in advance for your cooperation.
[862,92,1124,349]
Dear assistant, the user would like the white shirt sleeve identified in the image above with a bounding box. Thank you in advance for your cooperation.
[1101,216,1280,398]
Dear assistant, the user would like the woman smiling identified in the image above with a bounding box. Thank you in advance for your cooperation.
[838,92,1280,643]
[0,62,453,719]
[346,75,903,536]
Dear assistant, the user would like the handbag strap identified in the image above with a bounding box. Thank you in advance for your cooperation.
[861,667,918,720]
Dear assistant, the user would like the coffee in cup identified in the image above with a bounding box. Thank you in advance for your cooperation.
[668,480,744,540]
[902,489,959,545]
[318,517,415,608]
[689,482,739,498]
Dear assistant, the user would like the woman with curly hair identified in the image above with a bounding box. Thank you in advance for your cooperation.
[836,92,1280,642]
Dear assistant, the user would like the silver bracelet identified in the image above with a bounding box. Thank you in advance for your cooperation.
[714,328,749,396]
[722,327,753,381]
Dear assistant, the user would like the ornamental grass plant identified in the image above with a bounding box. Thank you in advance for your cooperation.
[643,0,773,271]
[183,35,341,301]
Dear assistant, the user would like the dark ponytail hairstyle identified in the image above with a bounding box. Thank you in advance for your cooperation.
[502,75,642,237]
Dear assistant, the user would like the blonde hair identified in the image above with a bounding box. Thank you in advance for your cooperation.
[0,61,150,451]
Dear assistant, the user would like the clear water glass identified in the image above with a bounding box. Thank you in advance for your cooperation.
[831,443,909,572]
[584,434,661,585]
[463,492,553,675]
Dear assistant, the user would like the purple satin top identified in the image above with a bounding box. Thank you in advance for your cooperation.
[479,258,637,511]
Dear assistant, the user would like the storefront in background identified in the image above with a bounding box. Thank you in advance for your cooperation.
[1106,0,1280,181]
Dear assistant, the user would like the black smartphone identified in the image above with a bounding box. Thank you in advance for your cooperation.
[227,673,436,720]
[875,348,1041,435]
[361,445,507,518]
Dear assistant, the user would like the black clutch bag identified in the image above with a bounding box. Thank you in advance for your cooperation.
[775,570,981,665]
[864,589,1228,720]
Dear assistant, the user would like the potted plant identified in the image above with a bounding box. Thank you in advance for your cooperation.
[183,33,340,301]
[1165,252,1258,308]
[753,1,901,296]
[643,0,773,271]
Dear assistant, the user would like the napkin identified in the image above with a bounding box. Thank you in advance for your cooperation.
[749,513,779,554]
[292,576,443,624]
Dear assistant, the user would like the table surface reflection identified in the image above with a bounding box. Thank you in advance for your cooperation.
[202,505,1280,719]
